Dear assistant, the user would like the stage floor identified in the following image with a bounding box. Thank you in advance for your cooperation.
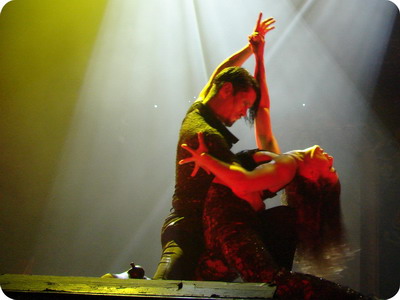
[0,274,276,299]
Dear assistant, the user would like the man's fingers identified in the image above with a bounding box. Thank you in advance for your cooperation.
[181,133,207,177]
[197,132,205,147]
[197,132,208,152]
[181,143,194,154]
[191,165,199,177]
[179,158,192,165]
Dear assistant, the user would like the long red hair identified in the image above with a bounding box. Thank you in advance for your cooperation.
[283,177,354,279]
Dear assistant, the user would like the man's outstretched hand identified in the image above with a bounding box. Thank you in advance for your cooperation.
[180,132,210,177]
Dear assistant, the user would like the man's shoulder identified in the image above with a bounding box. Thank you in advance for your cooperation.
[178,102,233,151]
[181,107,221,136]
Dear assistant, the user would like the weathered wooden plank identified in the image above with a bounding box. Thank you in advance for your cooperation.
[0,274,276,299]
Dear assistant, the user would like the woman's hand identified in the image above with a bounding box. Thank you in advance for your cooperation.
[253,12,276,37]
[179,132,211,177]
[249,13,275,55]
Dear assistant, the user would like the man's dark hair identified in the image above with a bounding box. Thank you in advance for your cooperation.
[213,67,260,124]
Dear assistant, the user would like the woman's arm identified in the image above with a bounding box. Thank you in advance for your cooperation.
[249,15,280,153]
[197,13,277,101]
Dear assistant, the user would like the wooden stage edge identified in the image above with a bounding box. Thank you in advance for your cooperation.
[0,274,276,299]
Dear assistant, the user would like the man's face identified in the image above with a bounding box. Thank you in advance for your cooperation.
[223,88,257,127]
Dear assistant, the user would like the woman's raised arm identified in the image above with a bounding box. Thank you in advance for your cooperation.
[250,13,280,153]
[197,13,276,101]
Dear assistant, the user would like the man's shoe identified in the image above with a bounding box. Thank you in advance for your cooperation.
[101,262,148,279]
[101,271,129,279]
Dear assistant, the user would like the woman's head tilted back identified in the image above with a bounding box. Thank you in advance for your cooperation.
[283,146,352,279]
[292,145,338,184]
